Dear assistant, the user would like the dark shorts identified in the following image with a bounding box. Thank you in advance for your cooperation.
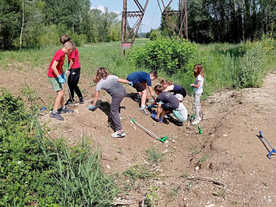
[132,82,146,92]
[161,103,175,112]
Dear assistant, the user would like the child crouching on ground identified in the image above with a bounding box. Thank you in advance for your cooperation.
[172,94,188,126]
[160,79,186,98]
[148,84,179,124]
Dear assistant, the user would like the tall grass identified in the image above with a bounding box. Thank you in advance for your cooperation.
[0,92,119,206]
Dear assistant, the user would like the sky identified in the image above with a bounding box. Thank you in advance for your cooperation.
[90,0,178,33]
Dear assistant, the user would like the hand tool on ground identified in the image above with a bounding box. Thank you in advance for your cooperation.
[259,131,276,158]
[198,125,202,134]
[129,116,167,143]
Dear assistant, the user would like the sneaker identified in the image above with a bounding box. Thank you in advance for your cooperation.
[192,119,200,125]
[111,130,125,138]
[134,94,141,102]
[50,112,64,121]
[164,113,171,119]
[79,97,85,104]
[139,107,148,115]
[65,99,74,106]
[59,107,74,114]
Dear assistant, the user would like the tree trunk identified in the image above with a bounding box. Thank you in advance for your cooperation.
[20,0,24,51]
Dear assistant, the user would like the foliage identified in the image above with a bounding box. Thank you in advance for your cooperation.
[235,43,266,88]
[149,29,162,41]
[0,91,119,206]
[146,146,165,164]
[128,37,197,75]
[146,186,159,206]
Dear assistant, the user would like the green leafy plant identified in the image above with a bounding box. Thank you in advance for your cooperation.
[145,186,159,206]
[128,37,197,75]
[0,91,119,206]
[146,146,165,164]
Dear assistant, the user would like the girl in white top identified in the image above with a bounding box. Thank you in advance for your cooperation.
[191,64,205,125]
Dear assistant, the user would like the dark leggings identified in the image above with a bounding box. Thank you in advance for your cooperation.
[68,67,83,100]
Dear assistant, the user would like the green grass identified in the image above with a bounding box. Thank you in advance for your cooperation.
[146,146,166,164]
[0,92,119,206]
[1,38,276,98]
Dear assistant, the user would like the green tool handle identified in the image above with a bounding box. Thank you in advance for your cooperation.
[198,125,202,134]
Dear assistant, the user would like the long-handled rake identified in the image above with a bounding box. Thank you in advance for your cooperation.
[129,116,168,143]
[259,131,276,158]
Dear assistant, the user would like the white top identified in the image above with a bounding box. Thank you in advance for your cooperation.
[194,74,204,94]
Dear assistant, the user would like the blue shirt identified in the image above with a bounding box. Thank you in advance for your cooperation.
[127,71,152,87]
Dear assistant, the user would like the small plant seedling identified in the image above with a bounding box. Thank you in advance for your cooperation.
[146,146,165,164]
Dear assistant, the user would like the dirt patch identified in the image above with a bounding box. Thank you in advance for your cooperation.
[1,63,276,206]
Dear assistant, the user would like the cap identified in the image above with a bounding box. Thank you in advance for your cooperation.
[174,94,183,101]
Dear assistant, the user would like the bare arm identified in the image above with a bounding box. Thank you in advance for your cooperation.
[51,60,61,77]
[148,86,155,100]
[163,85,174,92]
[92,91,100,106]
[118,78,130,84]
[192,80,201,88]
[68,58,75,70]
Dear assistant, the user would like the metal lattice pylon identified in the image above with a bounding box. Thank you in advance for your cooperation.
[121,0,188,54]
[121,0,149,53]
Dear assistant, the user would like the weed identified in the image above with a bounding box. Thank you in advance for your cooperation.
[180,172,189,178]
[169,187,179,197]
[186,181,192,191]
[199,154,210,164]
[190,144,200,155]
[145,186,159,207]
[146,146,165,164]
[123,164,154,180]
[213,187,226,199]
[0,92,119,206]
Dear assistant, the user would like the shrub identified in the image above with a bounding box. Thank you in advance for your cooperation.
[128,37,197,75]
[234,43,267,88]
[0,91,119,206]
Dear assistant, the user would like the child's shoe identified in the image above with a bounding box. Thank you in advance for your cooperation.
[59,107,74,114]
[79,97,85,104]
[65,99,74,106]
[139,107,148,115]
[191,118,200,125]
[111,130,125,138]
[50,111,64,121]
[134,94,141,102]
[164,113,171,119]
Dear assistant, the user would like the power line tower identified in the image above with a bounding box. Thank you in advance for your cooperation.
[121,0,149,54]
[158,0,188,39]
[121,0,188,54]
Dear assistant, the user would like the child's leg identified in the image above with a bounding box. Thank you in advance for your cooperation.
[140,82,147,106]
[156,103,162,118]
[140,89,147,107]
[110,91,126,131]
[67,72,74,100]
[53,89,64,111]
[160,109,168,119]
[70,68,83,99]
[195,92,202,119]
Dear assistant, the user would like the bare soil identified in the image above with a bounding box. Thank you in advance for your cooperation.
[1,63,276,207]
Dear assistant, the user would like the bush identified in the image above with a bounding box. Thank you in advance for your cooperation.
[128,37,197,75]
[235,43,267,88]
[0,91,119,206]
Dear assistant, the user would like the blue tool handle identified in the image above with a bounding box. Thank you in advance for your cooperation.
[259,131,264,138]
